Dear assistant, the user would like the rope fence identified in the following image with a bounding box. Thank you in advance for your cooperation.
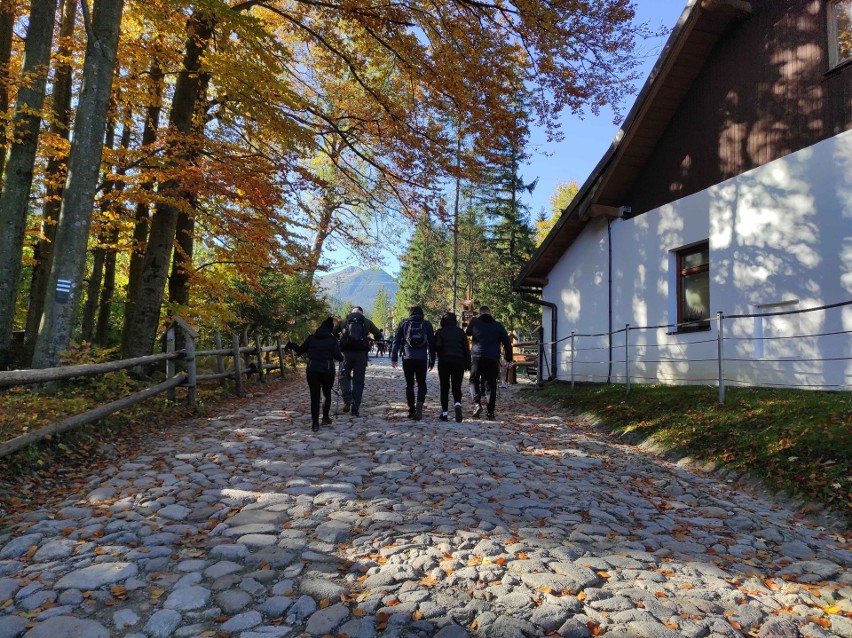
[537,300,851,402]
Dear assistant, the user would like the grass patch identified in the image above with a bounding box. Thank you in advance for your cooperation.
[529,382,851,526]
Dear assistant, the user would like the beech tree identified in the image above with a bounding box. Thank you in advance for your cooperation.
[0,0,60,368]
[32,0,126,368]
[0,0,644,366]
[24,0,79,347]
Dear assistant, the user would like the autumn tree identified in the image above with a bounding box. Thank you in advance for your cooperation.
[0,0,60,368]
[535,180,579,244]
[32,0,126,368]
[24,0,79,346]
[0,0,645,366]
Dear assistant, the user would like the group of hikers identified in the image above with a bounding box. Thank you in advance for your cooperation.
[285,304,513,432]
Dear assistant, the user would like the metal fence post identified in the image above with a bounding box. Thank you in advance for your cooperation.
[232,331,244,397]
[535,326,544,384]
[717,311,726,404]
[214,332,225,387]
[166,325,176,401]
[570,331,576,390]
[185,329,196,406]
[625,324,631,395]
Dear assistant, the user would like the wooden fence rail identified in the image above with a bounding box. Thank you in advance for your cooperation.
[0,318,295,460]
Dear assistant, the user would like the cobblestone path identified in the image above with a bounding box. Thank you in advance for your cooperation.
[1,358,850,638]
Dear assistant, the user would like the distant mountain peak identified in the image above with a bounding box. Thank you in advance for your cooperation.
[316,266,397,312]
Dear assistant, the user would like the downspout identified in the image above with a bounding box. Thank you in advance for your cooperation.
[520,292,557,381]
[607,219,613,383]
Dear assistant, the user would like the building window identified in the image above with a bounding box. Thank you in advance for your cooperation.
[829,0,852,69]
[676,241,710,331]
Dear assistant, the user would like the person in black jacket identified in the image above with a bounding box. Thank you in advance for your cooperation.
[332,306,382,417]
[285,317,343,432]
[434,312,470,423]
[465,305,513,419]
[391,305,435,420]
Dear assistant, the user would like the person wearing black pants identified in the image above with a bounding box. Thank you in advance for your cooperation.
[285,317,343,431]
[466,306,513,419]
[391,305,435,420]
[434,312,470,422]
[332,306,382,417]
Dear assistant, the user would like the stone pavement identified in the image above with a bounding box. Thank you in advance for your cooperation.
[0,357,850,638]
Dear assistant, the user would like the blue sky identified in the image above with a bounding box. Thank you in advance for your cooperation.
[331,1,688,278]
[525,1,687,220]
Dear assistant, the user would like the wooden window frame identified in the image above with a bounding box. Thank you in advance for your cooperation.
[828,0,852,70]
[676,241,710,333]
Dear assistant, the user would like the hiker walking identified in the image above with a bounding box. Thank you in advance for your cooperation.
[466,305,513,419]
[284,317,343,432]
[434,311,470,423]
[390,305,435,420]
[333,306,382,417]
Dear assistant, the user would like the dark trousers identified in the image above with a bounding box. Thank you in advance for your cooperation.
[306,370,335,422]
[438,361,465,412]
[341,350,368,406]
[402,359,428,408]
[470,357,499,415]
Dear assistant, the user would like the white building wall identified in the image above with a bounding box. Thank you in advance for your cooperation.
[542,130,852,390]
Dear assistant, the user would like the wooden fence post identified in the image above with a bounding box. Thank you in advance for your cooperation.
[185,329,196,406]
[254,330,264,383]
[166,324,176,401]
[276,334,285,377]
[214,332,225,387]
[232,331,244,397]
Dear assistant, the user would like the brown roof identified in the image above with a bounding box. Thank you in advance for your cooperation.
[514,0,752,290]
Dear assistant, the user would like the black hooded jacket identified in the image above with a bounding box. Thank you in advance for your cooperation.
[465,314,513,361]
[292,319,343,372]
[391,310,435,365]
[434,313,471,369]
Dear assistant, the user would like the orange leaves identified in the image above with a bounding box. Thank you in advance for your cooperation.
[419,576,439,588]
[806,616,832,628]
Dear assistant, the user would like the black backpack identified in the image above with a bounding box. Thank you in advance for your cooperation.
[343,314,368,349]
[405,320,427,348]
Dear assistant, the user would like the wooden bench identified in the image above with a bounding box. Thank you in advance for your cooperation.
[507,341,538,383]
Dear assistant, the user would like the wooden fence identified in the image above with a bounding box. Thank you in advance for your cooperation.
[0,318,295,459]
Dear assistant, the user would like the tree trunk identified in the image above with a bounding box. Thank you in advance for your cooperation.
[80,248,105,342]
[0,0,18,185]
[95,245,117,344]
[305,201,334,284]
[24,0,78,348]
[121,57,164,354]
[31,0,126,368]
[81,116,118,344]
[0,0,60,368]
[95,116,133,345]
[168,204,196,308]
[122,10,214,358]
[167,71,209,310]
